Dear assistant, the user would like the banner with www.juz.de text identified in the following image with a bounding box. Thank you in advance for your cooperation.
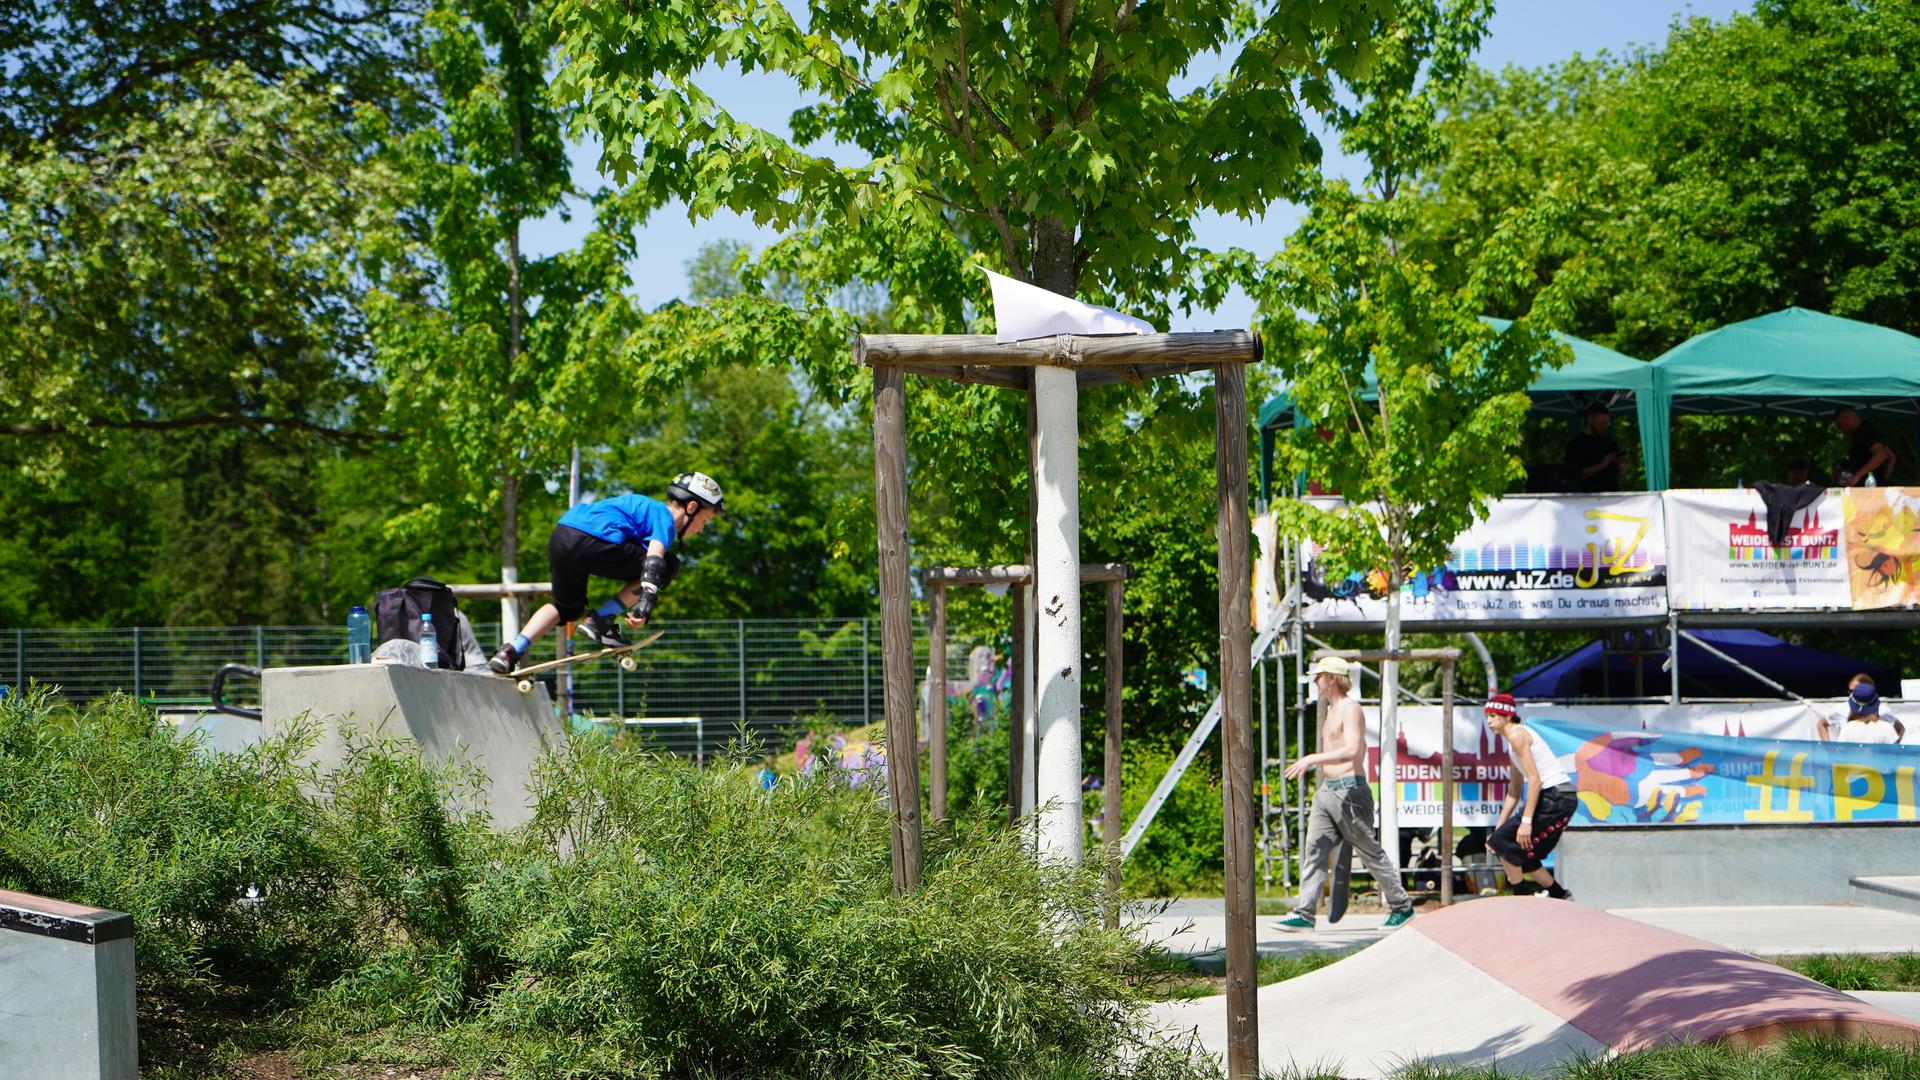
[1299,494,1668,624]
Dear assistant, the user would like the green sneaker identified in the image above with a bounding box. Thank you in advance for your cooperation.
[1383,909,1414,928]
[1275,914,1314,931]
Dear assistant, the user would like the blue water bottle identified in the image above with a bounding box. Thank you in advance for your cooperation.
[346,605,372,663]
[419,612,440,669]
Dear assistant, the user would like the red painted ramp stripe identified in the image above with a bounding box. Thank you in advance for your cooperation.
[1412,898,1920,1054]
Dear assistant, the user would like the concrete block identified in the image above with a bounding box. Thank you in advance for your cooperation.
[0,889,137,1080]
[1559,823,1920,909]
[261,664,563,828]
[1850,876,1920,918]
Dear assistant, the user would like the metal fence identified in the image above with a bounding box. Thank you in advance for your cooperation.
[0,619,960,760]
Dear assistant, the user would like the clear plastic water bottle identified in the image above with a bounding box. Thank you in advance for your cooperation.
[346,605,372,663]
[419,612,440,669]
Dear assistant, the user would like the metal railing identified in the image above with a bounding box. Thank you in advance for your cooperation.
[0,619,964,761]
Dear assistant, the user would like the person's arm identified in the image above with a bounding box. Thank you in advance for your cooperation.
[1508,727,1543,847]
[1854,442,1894,485]
[1806,701,1832,741]
[622,539,673,627]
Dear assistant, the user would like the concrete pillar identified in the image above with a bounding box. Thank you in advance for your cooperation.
[1033,364,1083,864]
[0,889,138,1079]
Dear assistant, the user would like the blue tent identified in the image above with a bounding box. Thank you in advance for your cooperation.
[1508,628,1899,701]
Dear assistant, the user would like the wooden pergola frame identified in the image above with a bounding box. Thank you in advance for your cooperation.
[862,329,1263,1077]
[923,561,1129,925]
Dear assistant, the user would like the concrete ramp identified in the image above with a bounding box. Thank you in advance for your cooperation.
[1148,897,1920,1077]
[262,665,563,828]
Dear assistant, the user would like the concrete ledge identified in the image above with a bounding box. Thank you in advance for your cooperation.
[1558,823,1920,908]
[0,889,138,1079]
[1850,876,1920,918]
[262,664,564,828]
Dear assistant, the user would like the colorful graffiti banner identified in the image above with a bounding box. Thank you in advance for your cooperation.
[1528,716,1920,826]
[1844,488,1920,610]
[1298,494,1668,623]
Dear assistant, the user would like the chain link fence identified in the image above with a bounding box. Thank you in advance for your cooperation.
[0,619,975,761]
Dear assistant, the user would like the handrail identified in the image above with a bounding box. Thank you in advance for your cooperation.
[208,663,262,721]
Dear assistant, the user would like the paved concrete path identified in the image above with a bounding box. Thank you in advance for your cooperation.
[1613,905,1920,956]
[1143,899,1920,1078]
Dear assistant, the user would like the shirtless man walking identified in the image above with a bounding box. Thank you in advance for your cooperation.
[1278,655,1414,930]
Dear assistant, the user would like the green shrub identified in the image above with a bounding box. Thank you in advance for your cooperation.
[0,688,1218,1078]
[0,686,355,993]
[1119,738,1223,896]
[472,739,1191,1077]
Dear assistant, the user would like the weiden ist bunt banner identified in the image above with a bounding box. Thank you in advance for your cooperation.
[1299,494,1668,624]
[1665,489,1849,610]
[1528,716,1920,826]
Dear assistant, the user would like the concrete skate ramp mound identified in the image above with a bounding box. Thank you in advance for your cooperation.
[1149,897,1920,1077]
[262,665,563,829]
[1418,896,1920,1053]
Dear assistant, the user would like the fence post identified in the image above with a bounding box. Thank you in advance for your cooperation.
[255,626,266,669]
[862,618,872,729]
[737,620,747,731]
[132,627,143,701]
[617,659,626,718]
[15,628,23,689]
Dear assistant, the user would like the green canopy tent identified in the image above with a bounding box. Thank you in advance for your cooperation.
[1642,307,1920,489]
[1258,320,1661,498]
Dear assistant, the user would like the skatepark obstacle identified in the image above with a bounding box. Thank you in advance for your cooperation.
[0,888,138,1080]
[260,663,564,828]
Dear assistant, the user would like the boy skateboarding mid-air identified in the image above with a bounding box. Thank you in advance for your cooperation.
[489,472,723,675]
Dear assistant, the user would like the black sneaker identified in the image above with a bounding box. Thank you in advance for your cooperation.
[1510,880,1541,897]
[576,614,630,648]
[487,644,520,675]
[1546,883,1574,901]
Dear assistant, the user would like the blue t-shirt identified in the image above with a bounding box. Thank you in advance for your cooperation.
[559,494,676,550]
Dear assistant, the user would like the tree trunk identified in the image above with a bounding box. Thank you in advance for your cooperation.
[500,0,527,637]
[1379,560,1402,883]
[1030,216,1075,294]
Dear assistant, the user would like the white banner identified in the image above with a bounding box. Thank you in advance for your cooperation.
[1664,489,1850,610]
[1300,494,1668,623]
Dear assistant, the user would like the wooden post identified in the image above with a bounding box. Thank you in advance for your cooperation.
[871,363,923,892]
[1103,577,1125,929]
[1215,362,1258,1077]
[1440,659,1456,907]
[1008,585,1027,827]
[928,583,948,822]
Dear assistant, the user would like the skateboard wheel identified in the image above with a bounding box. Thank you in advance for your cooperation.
[517,679,533,694]
[620,656,637,671]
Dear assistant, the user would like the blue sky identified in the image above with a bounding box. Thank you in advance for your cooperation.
[524,1,1750,330]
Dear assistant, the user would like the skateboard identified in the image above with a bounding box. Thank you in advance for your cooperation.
[1327,839,1353,923]
[505,631,663,694]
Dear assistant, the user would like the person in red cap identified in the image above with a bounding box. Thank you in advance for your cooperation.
[1485,693,1575,900]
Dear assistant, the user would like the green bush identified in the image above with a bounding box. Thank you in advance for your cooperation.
[0,687,1216,1079]
[474,739,1183,1077]
[1118,738,1223,896]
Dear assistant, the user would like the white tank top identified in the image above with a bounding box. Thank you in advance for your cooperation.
[1516,724,1572,790]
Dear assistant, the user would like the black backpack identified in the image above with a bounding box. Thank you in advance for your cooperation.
[373,576,466,670]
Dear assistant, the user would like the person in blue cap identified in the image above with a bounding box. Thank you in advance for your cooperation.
[489,472,723,675]
[1815,675,1905,745]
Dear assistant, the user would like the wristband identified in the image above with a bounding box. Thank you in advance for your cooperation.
[1520,817,1533,824]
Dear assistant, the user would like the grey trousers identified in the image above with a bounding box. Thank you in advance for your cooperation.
[1292,780,1411,920]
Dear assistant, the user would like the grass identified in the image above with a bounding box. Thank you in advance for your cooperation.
[1772,951,1920,993]
[1140,946,1359,1001]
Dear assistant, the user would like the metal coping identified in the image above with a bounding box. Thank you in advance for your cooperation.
[0,889,134,945]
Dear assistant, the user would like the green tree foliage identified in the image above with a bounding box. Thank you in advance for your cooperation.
[547,0,1413,762]
[1412,0,1920,489]
[367,0,650,604]
[1238,0,1568,839]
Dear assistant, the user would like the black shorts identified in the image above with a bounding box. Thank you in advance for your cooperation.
[1489,785,1576,873]
[548,525,651,621]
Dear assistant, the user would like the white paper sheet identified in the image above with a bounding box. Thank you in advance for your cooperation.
[984,268,1155,343]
